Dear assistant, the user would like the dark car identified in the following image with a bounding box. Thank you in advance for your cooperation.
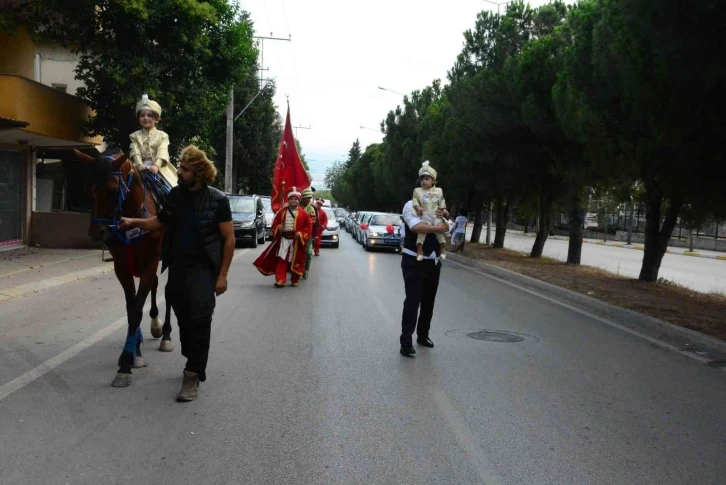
[260,196,274,240]
[228,194,266,248]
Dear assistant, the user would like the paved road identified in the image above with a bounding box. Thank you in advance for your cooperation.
[1,236,725,484]
[468,228,726,294]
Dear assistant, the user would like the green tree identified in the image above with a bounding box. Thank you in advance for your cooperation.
[19,0,257,154]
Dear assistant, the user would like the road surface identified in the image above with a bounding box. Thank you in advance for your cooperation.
[1,237,725,484]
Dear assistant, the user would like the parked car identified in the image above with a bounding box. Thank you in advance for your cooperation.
[260,195,274,240]
[228,194,266,247]
[334,208,349,226]
[344,212,356,232]
[354,212,374,243]
[362,213,402,251]
[346,212,358,233]
[320,207,340,248]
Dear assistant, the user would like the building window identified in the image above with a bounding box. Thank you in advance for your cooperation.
[52,84,67,94]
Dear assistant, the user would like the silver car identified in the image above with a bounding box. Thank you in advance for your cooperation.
[320,207,340,248]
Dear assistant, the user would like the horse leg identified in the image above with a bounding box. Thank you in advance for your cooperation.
[131,271,158,369]
[112,260,137,388]
[149,274,163,338]
[159,281,174,352]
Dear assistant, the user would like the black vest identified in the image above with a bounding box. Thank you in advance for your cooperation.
[161,185,226,275]
[403,220,440,259]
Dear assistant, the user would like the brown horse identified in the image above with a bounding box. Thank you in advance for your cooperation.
[75,149,173,387]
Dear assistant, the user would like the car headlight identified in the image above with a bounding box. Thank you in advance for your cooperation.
[369,232,380,237]
[241,221,254,228]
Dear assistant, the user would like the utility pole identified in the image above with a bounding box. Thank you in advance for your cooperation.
[224,34,291,193]
[225,88,234,193]
[292,124,311,138]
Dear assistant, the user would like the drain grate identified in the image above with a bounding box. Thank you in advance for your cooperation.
[707,360,726,368]
[467,330,524,343]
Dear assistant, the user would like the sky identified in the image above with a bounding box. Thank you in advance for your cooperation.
[241,0,562,188]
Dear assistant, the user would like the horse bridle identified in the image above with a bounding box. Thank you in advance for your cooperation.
[90,157,148,245]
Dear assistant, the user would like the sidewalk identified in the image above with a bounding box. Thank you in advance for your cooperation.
[0,246,113,303]
[469,227,726,261]
[508,230,726,260]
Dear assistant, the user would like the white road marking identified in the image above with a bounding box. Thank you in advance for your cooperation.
[429,386,503,485]
[0,314,129,401]
[0,249,250,402]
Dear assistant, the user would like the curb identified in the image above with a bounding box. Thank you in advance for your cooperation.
[0,263,114,303]
[508,231,724,260]
[447,252,726,365]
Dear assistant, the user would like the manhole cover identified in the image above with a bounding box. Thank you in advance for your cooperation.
[467,330,524,343]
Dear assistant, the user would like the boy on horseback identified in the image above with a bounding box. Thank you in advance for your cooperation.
[130,94,177,199]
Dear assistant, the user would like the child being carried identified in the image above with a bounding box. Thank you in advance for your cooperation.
[412,161,449,261]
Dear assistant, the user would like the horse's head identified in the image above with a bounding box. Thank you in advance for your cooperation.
[74,149,130,242]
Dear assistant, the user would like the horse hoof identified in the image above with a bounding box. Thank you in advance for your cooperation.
[150,317,163,338]
[159,340,174,352]
[111,373,132,387]
[133,356,148,368]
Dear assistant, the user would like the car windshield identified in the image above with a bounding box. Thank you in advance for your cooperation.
[335,209,348,217]
[323,208,336,220]
[229,197,256,213]
[261,198,272,213]
[370,215,401,226]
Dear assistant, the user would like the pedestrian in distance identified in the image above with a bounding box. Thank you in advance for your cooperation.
[253,187,313,287]
[300,188,317,279]
[398,199,450,356]
[119,145,236,402]
[451,208,468,253]
[313,199,328,256]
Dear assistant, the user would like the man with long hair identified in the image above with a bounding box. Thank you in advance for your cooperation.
[120,145,235,402]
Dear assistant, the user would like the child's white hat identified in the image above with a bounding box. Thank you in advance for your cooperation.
[419,160,437,180]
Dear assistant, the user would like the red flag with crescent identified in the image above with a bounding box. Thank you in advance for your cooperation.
[272,105,311,213]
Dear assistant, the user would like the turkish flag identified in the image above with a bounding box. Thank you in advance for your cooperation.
[271,105,311,213]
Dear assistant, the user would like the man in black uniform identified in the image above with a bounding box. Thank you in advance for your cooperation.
[399,199,450,356]
[120,145,235,401]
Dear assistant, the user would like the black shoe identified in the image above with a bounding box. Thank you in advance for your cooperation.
[400,344,416,356]
[417,337,434,348]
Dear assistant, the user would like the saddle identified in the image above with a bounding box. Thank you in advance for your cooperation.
[138,170,170,208]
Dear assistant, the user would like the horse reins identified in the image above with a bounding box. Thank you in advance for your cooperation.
[90,157,149,246]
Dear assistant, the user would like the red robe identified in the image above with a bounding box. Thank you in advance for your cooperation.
[316,207,328,237]
[253,205,312,277]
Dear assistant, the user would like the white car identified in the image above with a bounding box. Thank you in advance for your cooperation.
[362,213,402,251]
[320,207,340,248]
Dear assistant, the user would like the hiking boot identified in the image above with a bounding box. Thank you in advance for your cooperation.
[176,370,200,402]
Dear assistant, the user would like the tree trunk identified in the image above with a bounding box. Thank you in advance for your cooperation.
[626,202,635,245]
[494,197,510,248]
[531,191,553,258]
[566,192,585,264]
[470,209,483,244]
[469,193,485,244]
[638,186,682,282]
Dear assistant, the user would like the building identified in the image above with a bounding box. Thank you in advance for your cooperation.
[0,24,102,248]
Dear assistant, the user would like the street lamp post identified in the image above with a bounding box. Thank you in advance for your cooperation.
[378,86,405,96]
[482,0,513,14]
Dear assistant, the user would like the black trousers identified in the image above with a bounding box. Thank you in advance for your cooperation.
[400,256,441,345]
[167,257,216,381]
